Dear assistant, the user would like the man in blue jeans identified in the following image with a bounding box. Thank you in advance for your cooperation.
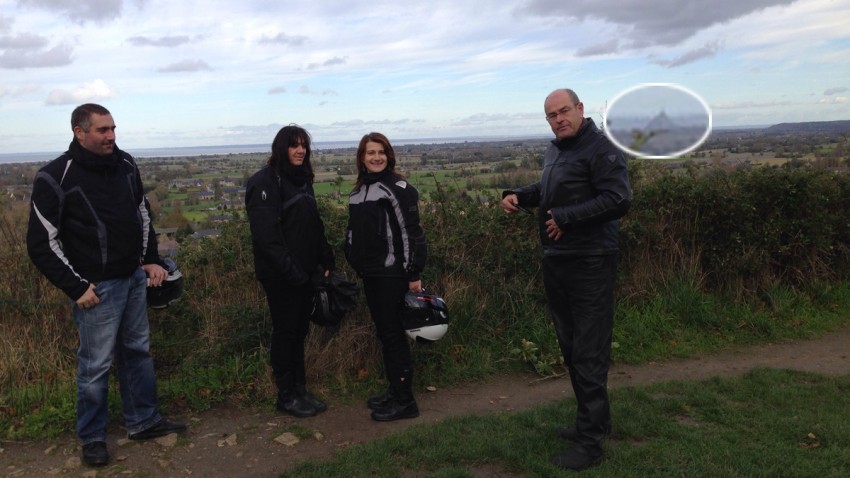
[27,103,186,467]
[502,88,631,471]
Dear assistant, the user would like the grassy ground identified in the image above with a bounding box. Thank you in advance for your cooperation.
[281,368,850,477]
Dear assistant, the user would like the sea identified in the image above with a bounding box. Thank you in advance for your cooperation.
[0,135,546,165]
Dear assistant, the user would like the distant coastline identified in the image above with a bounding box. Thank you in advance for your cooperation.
[0,135,550,165]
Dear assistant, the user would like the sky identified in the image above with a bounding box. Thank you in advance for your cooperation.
[1,0,848,154]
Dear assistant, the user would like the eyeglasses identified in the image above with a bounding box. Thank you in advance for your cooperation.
[545,105,577,122]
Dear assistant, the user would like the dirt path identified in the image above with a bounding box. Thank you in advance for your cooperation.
[3,325,849,477]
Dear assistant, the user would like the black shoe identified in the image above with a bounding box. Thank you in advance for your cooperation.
[128,419,187,440]
[276,395,317,418]
[370,399,419,421]
[550,445,603,471]
[367,389,394,410]
[81,441,110,467]
[296,386,328,414]
[558,425,611,441]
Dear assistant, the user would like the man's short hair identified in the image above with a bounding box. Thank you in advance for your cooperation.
[71,104,111,132]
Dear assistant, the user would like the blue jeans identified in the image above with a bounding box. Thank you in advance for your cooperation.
[73,267,162,444]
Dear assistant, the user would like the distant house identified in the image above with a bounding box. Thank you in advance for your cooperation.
[208,215,232,223]
[193,191,215,201]
[169,179,204,189]
[190,229,221,240]
[221,187,245,198]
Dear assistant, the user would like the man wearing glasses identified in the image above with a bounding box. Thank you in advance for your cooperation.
[501,88,632,471]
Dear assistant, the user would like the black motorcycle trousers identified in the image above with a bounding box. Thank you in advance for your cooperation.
[542,254,618,451]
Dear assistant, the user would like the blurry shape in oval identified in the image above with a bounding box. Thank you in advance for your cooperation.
[603,83,712,159]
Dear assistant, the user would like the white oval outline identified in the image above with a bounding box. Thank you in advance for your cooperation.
[603,83,713,159]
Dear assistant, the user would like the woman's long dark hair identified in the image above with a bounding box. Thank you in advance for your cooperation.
[354,132,404,189]
[268,124,314,181]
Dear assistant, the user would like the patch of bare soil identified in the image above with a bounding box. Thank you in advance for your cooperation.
[2,325,849,477]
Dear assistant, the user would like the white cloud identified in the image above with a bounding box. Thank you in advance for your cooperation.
[19,0,126,24]
[824,87,848,95]
[519,0,796,49]
[818,96,848,104]
[45,78,116,105]
[0,43,72,69]
[0,0,848,152]
[157,59,213,73]
[258,32,308,46]
[127,35,192,47]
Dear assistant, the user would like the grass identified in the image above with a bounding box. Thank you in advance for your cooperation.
[280,368,850,477]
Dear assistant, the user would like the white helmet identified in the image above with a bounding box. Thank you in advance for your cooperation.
[400,291,449,343]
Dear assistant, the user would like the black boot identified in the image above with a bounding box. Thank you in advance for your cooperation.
[295,384,327,414]
[371,368,418,421]
[367,388,395,410]
[276,373,317,418]
[370,397,419,421]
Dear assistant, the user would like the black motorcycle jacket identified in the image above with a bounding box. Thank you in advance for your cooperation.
[245,165,335,286]
[345,170,427,280]
[506,118,631,256]
[27,139,160,301]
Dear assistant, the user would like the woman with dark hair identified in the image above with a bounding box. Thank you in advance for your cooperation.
[345,132,427,421]
[245,125,335,417]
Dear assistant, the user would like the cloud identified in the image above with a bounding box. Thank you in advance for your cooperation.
[19,0,124,24]
[576,39,620,57]
[298,85,339,96]
[45,78,115,105]
[258,32,308,46]
[824,87,848,95]
[651,40,723,67]
[157,59,213,72]
[268,86,287,95]
[0,43,72,68]
[0,14,13,32]
[128,35,192,47]
[0,29,73,69]
[452,112,540,126]
[818,96,848,104]
[520,0,796,49]
[712,100,792,110]
[306,56,347,70]
[0,84,40,98]
[0,32,48,49]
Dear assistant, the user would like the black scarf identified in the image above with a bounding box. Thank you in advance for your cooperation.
[283,165,311,187]
[68,138,122,171]
[361,168,393,186]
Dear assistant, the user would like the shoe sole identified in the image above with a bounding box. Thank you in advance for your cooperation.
[370,411,420,422]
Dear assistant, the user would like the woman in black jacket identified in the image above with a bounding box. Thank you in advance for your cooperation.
[245,125,335,417]
[345,132,427,421]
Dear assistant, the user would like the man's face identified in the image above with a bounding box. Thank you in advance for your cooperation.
[544,91,584,141]
[74,113,116,156]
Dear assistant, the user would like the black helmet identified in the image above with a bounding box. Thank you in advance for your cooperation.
[147,257,184,309]
[400,291,449,343]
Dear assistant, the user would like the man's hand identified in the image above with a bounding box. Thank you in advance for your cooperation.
[501,194,521,214]
[545,212,564,241]
[141,263,168,287]
[409,280,423,293]
[76,283,100,309]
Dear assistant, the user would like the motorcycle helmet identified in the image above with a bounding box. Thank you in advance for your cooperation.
[147,257,184,309]
[400,290,449,343]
